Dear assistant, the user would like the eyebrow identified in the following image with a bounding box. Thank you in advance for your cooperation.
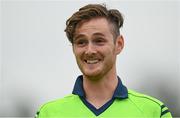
[74,34,85,41]
[93,33,106,37]
[74,32,105,39]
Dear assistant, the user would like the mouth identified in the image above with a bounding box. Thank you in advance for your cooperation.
[84,59,100,64]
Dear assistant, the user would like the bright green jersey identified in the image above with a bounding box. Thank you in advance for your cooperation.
[36,76,172,118]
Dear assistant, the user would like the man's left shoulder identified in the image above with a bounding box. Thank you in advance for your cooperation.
[128,89,163,106]
[127,89,172,117]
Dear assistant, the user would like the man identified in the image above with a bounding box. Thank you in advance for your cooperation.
[36,4,172,117]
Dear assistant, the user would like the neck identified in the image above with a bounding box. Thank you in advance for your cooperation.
[83,69,118,109]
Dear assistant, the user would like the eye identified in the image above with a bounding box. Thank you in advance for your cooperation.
[74,39,88,47]
[93,38,106,45]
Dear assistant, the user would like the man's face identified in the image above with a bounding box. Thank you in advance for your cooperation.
[73,18,123,79]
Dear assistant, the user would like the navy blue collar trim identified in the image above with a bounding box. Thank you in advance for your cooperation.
[72,75,128,99]
[72,75,128,116]
[72,75,85,97]
[80,96,115,116]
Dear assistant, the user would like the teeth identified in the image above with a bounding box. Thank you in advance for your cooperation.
[86,60,99,64]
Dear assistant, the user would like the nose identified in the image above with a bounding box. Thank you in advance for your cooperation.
[85,42,96,55]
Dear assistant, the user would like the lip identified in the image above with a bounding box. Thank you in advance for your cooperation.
[84,59,101,64]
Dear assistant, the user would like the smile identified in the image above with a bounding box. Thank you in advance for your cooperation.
[85,59,100,64]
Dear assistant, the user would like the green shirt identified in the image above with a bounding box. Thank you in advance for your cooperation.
[36,75,172,118]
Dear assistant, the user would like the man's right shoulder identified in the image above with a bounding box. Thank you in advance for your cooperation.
[47,94,75,103]
[40,94,78,109]
[36,94,79,117]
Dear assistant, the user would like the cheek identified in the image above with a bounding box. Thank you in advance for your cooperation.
[74,50,84,61]
[105,45,116,55]
[73,47,81,56]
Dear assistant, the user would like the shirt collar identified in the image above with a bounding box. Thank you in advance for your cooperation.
[72,75,85,97]
[72,75,128,99]
[113,76,128,99]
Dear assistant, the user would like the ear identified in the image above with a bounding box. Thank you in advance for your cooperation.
[115,35,124,55]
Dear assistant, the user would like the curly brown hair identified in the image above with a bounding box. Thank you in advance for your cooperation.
[64,4,124,43]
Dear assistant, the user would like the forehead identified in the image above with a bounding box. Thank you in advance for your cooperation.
[74,18,112,36]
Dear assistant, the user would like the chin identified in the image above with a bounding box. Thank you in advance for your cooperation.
[83,71,103,79]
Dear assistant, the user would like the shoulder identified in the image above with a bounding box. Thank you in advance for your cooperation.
[128,89,163,106]
[36,94,80,117]
[127,89,172,117]
[40,94,79,110]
